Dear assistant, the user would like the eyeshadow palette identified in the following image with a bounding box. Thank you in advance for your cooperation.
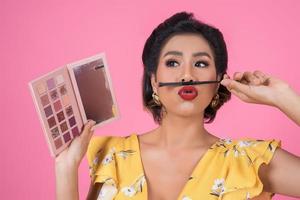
[29,53,119,157]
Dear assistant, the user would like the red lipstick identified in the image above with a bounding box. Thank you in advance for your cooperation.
[178,86,198,100]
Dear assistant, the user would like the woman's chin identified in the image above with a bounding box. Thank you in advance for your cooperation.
[166,102,205,117]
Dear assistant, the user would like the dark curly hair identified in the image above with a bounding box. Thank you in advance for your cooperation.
[142,11,231,124]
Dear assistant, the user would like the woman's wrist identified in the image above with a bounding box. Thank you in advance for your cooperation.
[55,162,79,200]
[55,159,80,173]
[272,85,300,125]
[272,85,298,108]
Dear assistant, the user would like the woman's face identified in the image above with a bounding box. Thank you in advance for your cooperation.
[151,33,220,118]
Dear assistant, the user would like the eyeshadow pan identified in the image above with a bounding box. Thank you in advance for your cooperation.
[61,95,70,106]
[56,74,64,85]
[40,94,50,107]
[47,78,55,90]
[50,89,59,101]
[63,132,71,143]
[44,105,53,117]
[59,85,67,96]
[54,137,63,149]
[68,116,76,127]
[57,111,65,122]
[47,116,56,128]
[60,121,68,133]
[51,127,60,139]
[66,106,73,117]
[53,100,62,112]
[71,126,80,137]
[37,83,46,95]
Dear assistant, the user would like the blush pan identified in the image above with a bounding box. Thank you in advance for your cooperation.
[60,121,68,133]
[53,100,62,112]
[68,116,76,127]
[47,78,55,90]
[71,126,80,137]
[40,94,50,107]
[37,83,46,95]
[57,111,65,122]
[56,74,64,85]
[63,132,71,143]
[54,138,63,149]
[51,127,60,139]
[47,116,56,128]
[59,85,67,96]
[44,105,53,117]
[66,106,73,117]
[61,95,70,106]
[50,89,59,101]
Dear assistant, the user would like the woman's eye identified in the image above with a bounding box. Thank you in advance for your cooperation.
[165,60,179,67]
[195,61,209,68]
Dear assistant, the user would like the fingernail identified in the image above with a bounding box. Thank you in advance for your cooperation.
[221,79,230,86]
[91,126,95,132]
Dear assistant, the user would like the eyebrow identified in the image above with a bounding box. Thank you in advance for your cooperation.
[163,51,212,59]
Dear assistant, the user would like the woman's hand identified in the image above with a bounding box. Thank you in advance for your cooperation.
[220,70,291,107]
[55,120,96,169]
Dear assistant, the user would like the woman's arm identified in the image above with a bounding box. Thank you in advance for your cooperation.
[55,163,79,199]
[220,71,300,197]
[259,147,300,197]
[55,120,95,200]
[273,85,300,125]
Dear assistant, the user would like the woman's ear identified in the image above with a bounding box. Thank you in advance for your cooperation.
[150,73,158,93]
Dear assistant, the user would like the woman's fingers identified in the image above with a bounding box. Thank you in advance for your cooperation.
[80,120,96,140]
[239,71,262,85]
[233,72,243,81]
[253,70,270,85]
[221,78,253,95]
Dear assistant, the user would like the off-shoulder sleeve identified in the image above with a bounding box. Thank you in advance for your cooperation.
[86,136,121,187]
[222,139,281,199]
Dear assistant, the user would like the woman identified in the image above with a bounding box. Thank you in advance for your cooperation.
[55,11,300,200]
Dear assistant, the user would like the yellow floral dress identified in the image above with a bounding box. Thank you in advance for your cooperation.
[87,133,281,200]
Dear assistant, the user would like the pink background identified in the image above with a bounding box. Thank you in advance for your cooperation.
[1,0,299,199]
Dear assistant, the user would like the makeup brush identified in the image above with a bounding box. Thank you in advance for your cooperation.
[158,80,221,87]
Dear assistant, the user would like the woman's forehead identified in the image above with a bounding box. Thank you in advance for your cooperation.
[160,34,213,57]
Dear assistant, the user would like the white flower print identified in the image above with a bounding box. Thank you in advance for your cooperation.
[121,186,136,197]
[223,138,232,145]
[116,149,136,159]
[238,141,253,148]
[102,153,114,165]
[233,147,246,157]
[102,147,116,165]
[89,166,94,177]
[268,142,276,153]
[246,191,251,200]
[210,178,226,197]
[93,156,99,165]
[121,174,146,197]
[182,195,192,200]
[97,183,118,200]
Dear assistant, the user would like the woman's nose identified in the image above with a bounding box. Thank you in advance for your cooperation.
[180,65,197,82]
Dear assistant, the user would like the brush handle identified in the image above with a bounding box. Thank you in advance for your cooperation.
[158,80,221,87]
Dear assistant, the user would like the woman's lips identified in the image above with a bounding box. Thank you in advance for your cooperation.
[178,86,198,100]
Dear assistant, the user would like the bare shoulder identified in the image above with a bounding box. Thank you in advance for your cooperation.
[138,128,160,145]
[259,147,300,198]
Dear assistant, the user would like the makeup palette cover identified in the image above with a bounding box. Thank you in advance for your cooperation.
[29,53,119,157]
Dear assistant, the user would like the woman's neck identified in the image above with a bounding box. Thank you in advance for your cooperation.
[153,113,211,149]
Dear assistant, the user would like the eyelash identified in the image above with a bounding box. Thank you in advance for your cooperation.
[165,60,209,68]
